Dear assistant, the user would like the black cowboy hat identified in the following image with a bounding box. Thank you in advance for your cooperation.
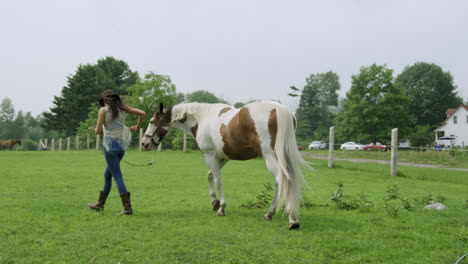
[98,90,120,106]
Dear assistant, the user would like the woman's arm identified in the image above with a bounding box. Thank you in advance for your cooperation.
[95,107,107,135]
[122,105,146,132]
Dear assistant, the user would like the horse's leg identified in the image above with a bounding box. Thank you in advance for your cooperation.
[264,154,279,220]
[207,170,220,210]
[204,154,227,216]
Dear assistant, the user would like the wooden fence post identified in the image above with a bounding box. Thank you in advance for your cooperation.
[391,128,398,176]
[76,136,80,150]
[139,128,143,152]
[51,138,55,151]
[67,137,71,151]
[59,138,62,151]
[96,135,100,150]
[183,133,187,152]
[328,126,335,169]
[87,134,90,150]
[44,139,48,150]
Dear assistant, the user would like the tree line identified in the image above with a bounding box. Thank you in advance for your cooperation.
[291,63,464,146]
[0,57,232,150]
[1,57,464,150]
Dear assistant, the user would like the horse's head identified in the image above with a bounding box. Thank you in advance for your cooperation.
[141,103,172,150]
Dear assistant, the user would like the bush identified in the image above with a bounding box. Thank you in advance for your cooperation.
[17,139,37,151]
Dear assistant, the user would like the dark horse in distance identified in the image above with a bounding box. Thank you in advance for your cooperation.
[0,140,22,150]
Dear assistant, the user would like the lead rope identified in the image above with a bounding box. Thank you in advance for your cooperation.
[122,148,157,167]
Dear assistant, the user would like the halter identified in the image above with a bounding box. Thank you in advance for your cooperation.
[143,116,167,147]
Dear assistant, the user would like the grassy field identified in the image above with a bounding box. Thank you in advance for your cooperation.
[1,150,467,263]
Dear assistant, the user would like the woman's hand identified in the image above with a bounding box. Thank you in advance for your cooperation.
[130,126,138,132]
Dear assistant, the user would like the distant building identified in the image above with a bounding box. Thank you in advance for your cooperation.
[434,105,468,147]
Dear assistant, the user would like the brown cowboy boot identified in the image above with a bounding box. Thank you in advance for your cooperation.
[87,191,108,212]
[117,192,133,215]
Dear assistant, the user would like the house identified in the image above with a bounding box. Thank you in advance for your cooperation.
[434,105,468,147]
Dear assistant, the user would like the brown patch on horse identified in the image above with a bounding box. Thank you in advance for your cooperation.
[218,107,232,117]
[191,124,198,137]
[268,109,277,149]
[220,108,262,160]
[153,106,173,126]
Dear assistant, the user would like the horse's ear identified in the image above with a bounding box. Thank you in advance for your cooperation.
[159,103,164,113]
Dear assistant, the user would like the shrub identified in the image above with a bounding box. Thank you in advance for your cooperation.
[17,139,37,151]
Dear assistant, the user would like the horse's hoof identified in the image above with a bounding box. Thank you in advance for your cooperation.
[288,223,300,230]
[264,213,272,221]
[212,199,220,211]
[216,209,225,216]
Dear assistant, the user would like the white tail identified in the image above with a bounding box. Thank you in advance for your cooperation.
[273,105,308,221]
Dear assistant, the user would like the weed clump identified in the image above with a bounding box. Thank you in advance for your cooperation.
[330,183,374,212]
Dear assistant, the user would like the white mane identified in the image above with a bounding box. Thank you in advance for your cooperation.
[171,102,231,122]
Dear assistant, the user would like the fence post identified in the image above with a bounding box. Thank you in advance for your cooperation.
[328,126,335,168]
[51,138,55,151]
[76,136,80,150]
[67,137,71,151]
[391,128,398,176]
[87,134,90,150]
[96,135,100,150]
[158,143,162,152]
[44,139,48,150]
[183,133,187,152]
[59,138,62,151]
[139,128,143,152]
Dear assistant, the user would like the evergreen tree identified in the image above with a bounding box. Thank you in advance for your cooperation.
[42,57,139,135]
[294,71,340,140]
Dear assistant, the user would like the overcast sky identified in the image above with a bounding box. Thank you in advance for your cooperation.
[1,0,467,116]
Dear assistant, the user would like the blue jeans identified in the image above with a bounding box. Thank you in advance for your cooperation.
[102,141,128,195]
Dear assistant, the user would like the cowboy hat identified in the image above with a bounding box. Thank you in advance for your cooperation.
[98,90,120,106]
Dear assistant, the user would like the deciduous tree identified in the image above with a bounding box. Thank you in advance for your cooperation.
[335,64,411,143]
[395,62,463,128]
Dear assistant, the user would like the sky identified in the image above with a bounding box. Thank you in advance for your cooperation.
[1,0,467,116]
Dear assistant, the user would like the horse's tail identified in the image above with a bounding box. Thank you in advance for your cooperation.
[273,105,308,220]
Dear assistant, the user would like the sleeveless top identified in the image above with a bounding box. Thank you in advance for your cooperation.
[102,106,131,151]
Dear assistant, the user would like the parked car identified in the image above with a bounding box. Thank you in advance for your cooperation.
[399,139,411,149]
[340,142,365,151]
[363,142,390,151]
[308,141,327,150]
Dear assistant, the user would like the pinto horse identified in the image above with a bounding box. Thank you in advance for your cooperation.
[0,140,21,150]
[141,102,307,230]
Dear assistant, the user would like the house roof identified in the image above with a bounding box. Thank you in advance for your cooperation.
[434,105,468,132]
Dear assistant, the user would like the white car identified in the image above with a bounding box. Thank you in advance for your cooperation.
[308,141,327,150]
[399,139,411,149]
[340,142,365,151]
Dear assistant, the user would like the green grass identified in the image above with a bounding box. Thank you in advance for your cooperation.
[1,150,467,263]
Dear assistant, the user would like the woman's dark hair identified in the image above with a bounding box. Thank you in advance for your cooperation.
[99,90,124,120]
[104,96,123,120]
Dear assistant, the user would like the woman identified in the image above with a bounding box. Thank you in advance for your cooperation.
[87,90,146,215]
